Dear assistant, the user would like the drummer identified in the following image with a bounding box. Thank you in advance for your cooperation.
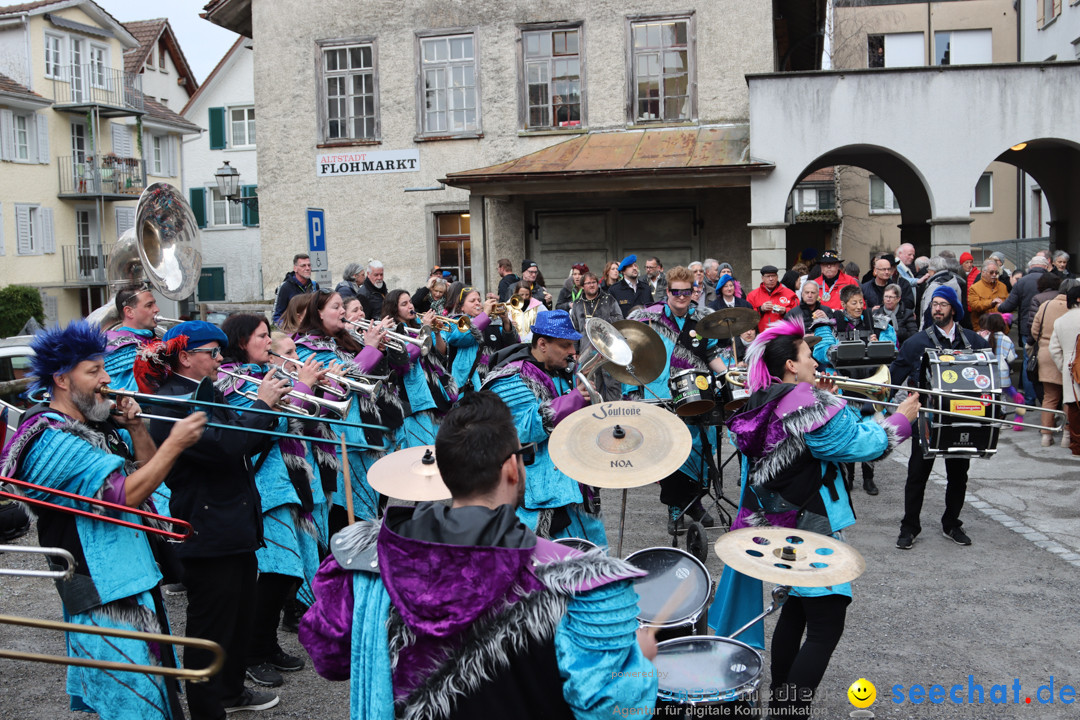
[623,266,729,534]
[709,315,919,719]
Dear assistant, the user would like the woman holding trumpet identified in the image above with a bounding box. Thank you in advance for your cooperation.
[382,289,458,447]
[218,313,328,688]
[442,283,520,391]
[293,291,402,530]
[0,320,207,720]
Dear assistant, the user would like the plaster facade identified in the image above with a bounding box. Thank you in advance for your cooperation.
[246,0,773,296]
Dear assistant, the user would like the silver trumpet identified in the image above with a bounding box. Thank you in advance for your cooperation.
[347,319,432,356]
[218,368,353,419]
[270,352,383,398]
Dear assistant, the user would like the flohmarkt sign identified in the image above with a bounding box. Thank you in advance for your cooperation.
[317,149,420,177]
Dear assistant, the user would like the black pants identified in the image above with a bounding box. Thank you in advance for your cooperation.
[900,423,969,536]
[840,462,874,489]
[182,553,258,720]
[248,572,299,665]
[659,470,706,511]
[769,594,851,717]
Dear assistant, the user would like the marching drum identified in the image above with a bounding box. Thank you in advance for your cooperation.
[625,547,712,641]
[919,350,1004,458]
[716,371,750,414]
[668,369,716,417]
[654,636,763,718]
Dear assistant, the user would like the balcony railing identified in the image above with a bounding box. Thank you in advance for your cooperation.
[50,64,143,112]
[62,243,115,285]
[58,156,145,198]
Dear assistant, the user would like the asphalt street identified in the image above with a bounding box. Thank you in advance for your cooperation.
[0,416,1077,719]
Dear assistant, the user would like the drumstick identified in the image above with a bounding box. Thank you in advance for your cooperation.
[341,433,355,526]
[645,576,695,636]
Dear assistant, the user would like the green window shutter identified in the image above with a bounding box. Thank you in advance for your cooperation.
[208,107,226,150]
[241,185,259,226]
[197,266,226,301]
[189,187,206,228]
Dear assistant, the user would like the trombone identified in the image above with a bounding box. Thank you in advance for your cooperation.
[217,368,353,419]
[1,476,194,541]
[430,315,472,333]
[0,614,224,682]
[269,352,383,398]
[347,319,432,356]
[0,545,76,580]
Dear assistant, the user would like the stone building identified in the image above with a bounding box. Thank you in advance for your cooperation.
[202,0,826,295]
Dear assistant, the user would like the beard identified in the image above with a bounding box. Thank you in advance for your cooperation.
[933,313,952,329]
[71,385,113,423]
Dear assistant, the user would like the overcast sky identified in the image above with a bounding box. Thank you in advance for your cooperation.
[97,0,240,84]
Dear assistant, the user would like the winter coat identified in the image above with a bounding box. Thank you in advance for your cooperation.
[1030,293,1068,386]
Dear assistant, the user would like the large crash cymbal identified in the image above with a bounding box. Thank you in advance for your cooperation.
[610,320,667,385]
[368,446,451,502]
[548,401,692,489]
[714,527,865,587]
[698,307,760,339]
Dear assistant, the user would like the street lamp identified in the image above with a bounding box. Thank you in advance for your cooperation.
[214,161,258,207]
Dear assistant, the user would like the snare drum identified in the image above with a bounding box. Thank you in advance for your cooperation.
[716,371,750,413]
[625,547,712,641]
[552,537,600,553]
[654,636,763,717]
[668,369,716,417]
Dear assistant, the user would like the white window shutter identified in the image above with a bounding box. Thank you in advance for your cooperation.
[36,113,49,164]
[143,130,150,167]
[0,109,14,161]
[41,207,55,253]
[167,135,176,177]
[0,203,5,256]
[116,205,135,238]
[111,123,131,157]
[15,204,32,254]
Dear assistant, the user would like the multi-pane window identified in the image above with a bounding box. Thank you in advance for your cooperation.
[45,34,63,78]
[420,34,479,135]
[230,107,255,146]
[210,188,241,227]
[159,43,167,72]
[523,27,582,129]
[89,45,107,87]
[436,213,471,284]
[869,175,901,213]
[630,17,692,122]
[322,43,377,141]
[152,135,164,175]
[14,115,29,160]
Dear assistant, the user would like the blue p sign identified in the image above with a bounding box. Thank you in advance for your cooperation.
[307,208,326,253]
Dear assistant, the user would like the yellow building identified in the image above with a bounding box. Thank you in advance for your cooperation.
[0,0,199,328]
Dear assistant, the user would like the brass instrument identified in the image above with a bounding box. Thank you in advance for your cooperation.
[86,183,202,330]
[347,319,432,356]
[269,352,382,399]
[430,315,472,333]
[217,368,353,419]
[0,545,76,580]
[572,318,636,403]
[491,295,524,316]
[0,613,224,682]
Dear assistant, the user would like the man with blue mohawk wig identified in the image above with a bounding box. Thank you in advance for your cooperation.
[0,319,206,719]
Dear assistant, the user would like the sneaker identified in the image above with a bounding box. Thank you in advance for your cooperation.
[224,687,280,713]
[1041,434,1053,447]
[895,533,916,550]
[162,583,187,596]
[942,527,972,546]
[245,663,283,688]
[863,477,879,496]
[1063,431,1070,449]
[1011,415,1025,431]
[268,648,304,672]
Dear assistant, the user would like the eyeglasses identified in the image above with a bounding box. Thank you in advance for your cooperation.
[187,347,222,359]
[503,442,537,466]
[669,288,694,298]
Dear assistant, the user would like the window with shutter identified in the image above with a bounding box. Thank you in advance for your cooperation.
[41,207,55,253]
[35,113,49,164]
[0,109,14,161]
[242,185,259,226]
[15,204,36,255]
[189,187,206,228]
[116,205,136,238]
[0,203,5,256]
[209,107,227,149]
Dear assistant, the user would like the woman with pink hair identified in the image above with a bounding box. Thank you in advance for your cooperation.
[708,316,920,719]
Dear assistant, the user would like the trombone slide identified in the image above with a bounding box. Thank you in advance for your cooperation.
[0,545,76,580]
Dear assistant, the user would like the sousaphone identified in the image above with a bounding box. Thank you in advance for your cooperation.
[86,182,201,330]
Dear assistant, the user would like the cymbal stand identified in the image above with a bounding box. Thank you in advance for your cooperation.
[728,585,790,639]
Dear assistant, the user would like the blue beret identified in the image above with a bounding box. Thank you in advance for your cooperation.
[618,255,637,272]
[163,320,228,349]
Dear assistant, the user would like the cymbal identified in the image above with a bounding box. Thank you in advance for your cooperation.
[610,320,667,385]
[548,401,692,489]
[698,307,760,339]
[367,446,451,502]
[714,527,866,587]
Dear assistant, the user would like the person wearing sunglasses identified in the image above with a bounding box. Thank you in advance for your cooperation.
[483,310,606,546]
[300,391,659,719]
[141,320,294,716]
[623,266,730,535]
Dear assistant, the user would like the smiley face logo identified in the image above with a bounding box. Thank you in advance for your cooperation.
[848,678,876,708]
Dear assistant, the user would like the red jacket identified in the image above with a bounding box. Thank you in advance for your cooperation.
[746,283,798,332]
[815,272,859,311]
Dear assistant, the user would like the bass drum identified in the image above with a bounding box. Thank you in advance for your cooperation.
[919,350,1003,458]
[654,636,763,718]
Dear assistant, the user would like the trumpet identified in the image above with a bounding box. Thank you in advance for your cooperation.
[430,315,472,333]
[218,368,353,419]
[491,295,524,316]
[269,352,383,398]
[347,319,432,356]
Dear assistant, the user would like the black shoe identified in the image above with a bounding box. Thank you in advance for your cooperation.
[268,648,304,672]
[224,687,280,713]
[863,477,879,496]
[895,532,916,550]
[686,502,716,528]
[245,663,283,688]
[161,583,186,596]
[942,527,972,546]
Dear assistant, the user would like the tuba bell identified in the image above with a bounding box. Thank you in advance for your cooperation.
[86,183,201,330]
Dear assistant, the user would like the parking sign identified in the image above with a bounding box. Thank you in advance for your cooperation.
[306,208,332,287]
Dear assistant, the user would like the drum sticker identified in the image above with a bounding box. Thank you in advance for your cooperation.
[941,370,959,384]
[962,367,978,380]
[695,376,711,390]
[939,355,955,362]
[950,399,987,416]
[974,374,991,389]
